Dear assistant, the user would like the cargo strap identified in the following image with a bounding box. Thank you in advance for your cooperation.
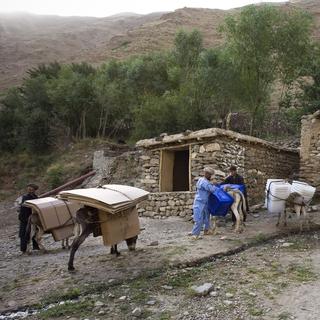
[101,186,133,201]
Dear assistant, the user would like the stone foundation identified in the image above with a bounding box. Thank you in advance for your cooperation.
[137,192,194,218]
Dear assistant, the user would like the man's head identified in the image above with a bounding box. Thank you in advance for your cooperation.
[204,167,215,180]
[27,183,39,194]
[229,166,237,176]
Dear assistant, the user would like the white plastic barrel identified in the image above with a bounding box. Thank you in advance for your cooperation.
[291,181,316,203]
[265,180,291,214]
[264,179,286,208]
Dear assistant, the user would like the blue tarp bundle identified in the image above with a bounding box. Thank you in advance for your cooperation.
[208,184,245,216]
[208,188,234,217]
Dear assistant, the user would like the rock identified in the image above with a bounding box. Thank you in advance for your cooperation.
[7,300,17,308]
[248,291,257,297]
[148,241,159,246]
[223,300,233,305]
[210,291,218,297]
[205,143,221,152]
[191,283,214,296]
[214,170,225,177]
[183,311,189,316]
[119,296,127,301]
[208,306,215,311]
[108,279,116,283]
[146,300,156,305]
[253,214,260,218]
[108,293,115,298]
[161,285,173,290]
[282,242,293,247]
[199,146,206,153]
[132,307,142,317]
[225,293,234,298]
[94,301,104,307]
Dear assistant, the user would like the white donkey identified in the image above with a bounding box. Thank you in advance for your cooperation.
[211,187,247,234]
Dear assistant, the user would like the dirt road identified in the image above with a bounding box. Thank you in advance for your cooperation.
[1,209,320,319]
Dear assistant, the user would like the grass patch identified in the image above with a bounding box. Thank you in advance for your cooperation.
[41,287,81,305]
[278,311,293,320]
[158,311,172,320]
[254,232,268,243]
[40,300,93,319]
[248,306,264,316]
[288,264,317,282]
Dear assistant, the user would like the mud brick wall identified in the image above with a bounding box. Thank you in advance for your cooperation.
[300,111,320,194]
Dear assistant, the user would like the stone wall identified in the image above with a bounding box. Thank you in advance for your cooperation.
[137,191,194,218]
[300,110,320,193]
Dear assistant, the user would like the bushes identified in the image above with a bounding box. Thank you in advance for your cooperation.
[46,164,65,189]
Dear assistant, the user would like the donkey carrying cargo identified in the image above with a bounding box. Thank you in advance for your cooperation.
[68,206,138,271]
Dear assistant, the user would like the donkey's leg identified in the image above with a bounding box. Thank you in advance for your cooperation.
[283,209,288,227]
[211,216,218,235]
[231,199,241,233]
[110,244,120,256]
[301,205,310,231]
[238,203,244,232]
[276,212,281,227]
[35,226,46,252]
[294,204,303,232]
[66,237,70,249]
[68,226,92,271]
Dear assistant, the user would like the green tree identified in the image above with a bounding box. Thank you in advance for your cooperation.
[221,5,313,134]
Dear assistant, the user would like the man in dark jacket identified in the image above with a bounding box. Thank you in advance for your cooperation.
[221,166,249,221]
[18,183,40,253]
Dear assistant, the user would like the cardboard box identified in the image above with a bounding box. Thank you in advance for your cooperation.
[51,225,74,241]
[25,197,80,231]
[99,206,140,246]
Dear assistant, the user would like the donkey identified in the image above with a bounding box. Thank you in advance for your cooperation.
[26,213,71,253]
[211,187,247,234]
[276,192,310,232]
[68,206,138,271]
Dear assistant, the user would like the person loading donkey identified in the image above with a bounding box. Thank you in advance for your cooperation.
[189,167,217,240]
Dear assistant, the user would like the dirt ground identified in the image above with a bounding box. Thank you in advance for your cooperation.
[1,206,320,319]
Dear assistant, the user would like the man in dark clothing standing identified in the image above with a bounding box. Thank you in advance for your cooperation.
[18,183,40,253]
[221,166,249,221]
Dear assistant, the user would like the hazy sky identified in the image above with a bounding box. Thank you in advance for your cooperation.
[0,0,288,17]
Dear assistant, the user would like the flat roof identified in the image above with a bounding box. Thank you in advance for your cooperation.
[136,127,298,153]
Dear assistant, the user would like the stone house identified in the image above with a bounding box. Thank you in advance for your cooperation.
[132,128,299,218]
[300,110,320,194]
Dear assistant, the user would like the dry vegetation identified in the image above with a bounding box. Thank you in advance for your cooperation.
[1,1,320,92]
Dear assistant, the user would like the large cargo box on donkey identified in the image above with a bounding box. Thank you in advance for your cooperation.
[59,185,148,246]
[208,188,234,217]
[99,206,140,246]
[24,197,81,241]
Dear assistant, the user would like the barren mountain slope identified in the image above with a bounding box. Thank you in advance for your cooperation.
[0,12,164,90]
[0,0,320,92]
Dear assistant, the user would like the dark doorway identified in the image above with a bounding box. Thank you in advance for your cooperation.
[160,148,190,192]
[173,150,189,191]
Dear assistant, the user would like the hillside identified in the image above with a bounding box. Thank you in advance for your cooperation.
[1,0,320,92]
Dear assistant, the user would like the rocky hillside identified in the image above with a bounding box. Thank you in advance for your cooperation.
[0,0,319,92]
